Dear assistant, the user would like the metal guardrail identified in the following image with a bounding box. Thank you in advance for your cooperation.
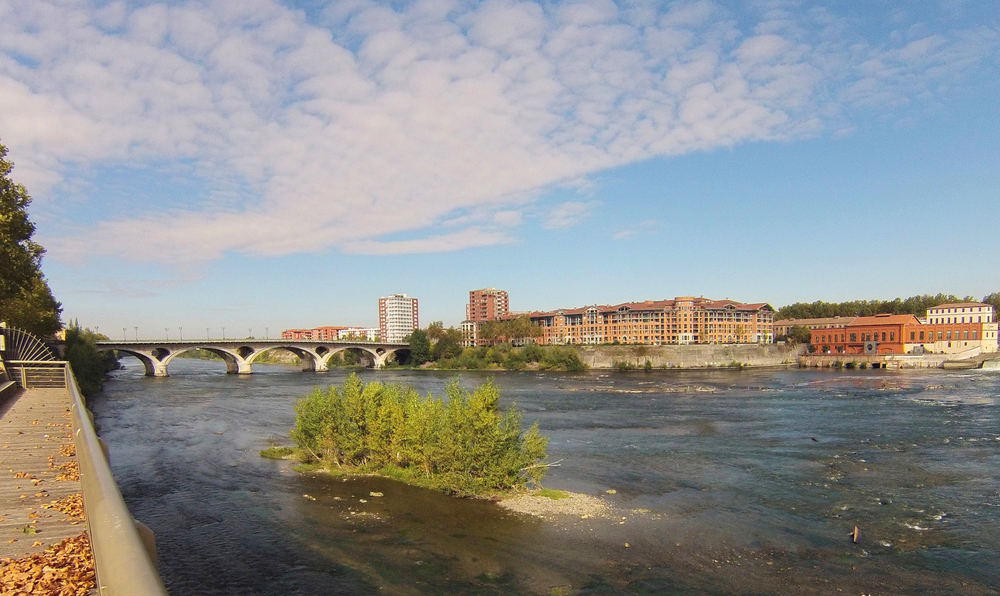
[55,361,169,595]
[6,361,69,389]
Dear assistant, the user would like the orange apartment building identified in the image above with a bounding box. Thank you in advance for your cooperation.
[810,302,998,355]
[527,297,775,346]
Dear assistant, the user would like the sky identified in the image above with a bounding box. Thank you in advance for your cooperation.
[1,0,999,339]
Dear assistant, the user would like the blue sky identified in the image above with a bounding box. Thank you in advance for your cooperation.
[1,0,998,338]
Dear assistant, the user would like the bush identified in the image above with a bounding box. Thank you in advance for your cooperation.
[540,346,585,372]
[290,373,549,495]
[65,324,117,397]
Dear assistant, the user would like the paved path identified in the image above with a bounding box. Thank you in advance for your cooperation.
[0,387,86,559]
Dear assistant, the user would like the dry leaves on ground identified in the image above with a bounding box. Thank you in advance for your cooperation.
[0,532,95,596]
[52,461,79,482]
[41,494,85,520]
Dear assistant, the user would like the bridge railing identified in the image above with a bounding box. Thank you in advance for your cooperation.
[42,361,169,595]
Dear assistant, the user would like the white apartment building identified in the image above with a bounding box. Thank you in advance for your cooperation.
[378,294,419,343]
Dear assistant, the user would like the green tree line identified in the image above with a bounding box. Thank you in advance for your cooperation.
[405,325,584,372]
[777,292,1000,320]
[289,373,549,496]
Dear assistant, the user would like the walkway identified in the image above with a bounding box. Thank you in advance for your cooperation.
[0,387,86,559]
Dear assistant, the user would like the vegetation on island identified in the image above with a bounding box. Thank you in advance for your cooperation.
[777,292,1000,321]
[282,373,549,496]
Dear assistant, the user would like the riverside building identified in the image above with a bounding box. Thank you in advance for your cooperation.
[379,294,419,343]
[809,302,997,355]
[280,326,379,341]
[526,297,775,346]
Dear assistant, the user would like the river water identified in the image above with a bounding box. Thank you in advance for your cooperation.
[91,360,1000,595]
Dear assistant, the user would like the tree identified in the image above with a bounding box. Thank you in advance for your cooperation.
[789,325,812,344]
[478,315,542,344]
[0,141,62,336]
[431,332,462,361]
[983,292,1000,314]
[407,329,431,365]
[0,273,62,338]
[425,321,446,341]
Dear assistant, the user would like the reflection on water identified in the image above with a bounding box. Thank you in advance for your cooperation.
[91,360,1000,595]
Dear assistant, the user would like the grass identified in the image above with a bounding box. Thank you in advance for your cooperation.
[259,446,295,459]
[536,488,570,500]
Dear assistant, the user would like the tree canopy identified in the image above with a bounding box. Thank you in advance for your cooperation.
[776,293,991,321]
[0,141,62,337]
[478,315,543,343]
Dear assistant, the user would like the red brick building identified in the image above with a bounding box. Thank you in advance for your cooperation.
[466,288,510,322]
[810,314,919,354]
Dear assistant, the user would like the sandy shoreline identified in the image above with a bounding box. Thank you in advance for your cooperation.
[497,490,619,519]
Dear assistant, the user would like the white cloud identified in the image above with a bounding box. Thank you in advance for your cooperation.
[0,0,996,265]
[545,200,598,229]
[613,219,658,240]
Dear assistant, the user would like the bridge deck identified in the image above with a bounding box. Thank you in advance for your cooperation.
[0,387,86,559]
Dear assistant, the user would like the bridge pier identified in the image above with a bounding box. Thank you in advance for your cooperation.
[225,357,252,375]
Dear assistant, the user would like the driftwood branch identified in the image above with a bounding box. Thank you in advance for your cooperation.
[520,459,563,472]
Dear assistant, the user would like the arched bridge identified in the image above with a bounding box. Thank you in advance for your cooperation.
[94,340,410,377]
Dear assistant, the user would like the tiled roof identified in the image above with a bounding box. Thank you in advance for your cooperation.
[846,314,921,326]
[773,316,856,326]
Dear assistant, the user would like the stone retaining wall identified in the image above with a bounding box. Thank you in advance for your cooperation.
[574,343,807,369]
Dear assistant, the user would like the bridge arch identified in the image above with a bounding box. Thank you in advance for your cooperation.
[157,346,251,375]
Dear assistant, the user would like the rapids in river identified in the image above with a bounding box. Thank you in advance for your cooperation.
[91,360,1000,595]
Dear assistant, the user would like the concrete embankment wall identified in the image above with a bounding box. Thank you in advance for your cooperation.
[574,343,808,369]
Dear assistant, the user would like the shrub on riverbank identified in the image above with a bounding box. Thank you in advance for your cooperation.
[431,344,585,372]
[289,373,549,496]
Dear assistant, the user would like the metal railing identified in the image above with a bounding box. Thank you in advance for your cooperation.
[56,361,169,595]
[5,360,70,389]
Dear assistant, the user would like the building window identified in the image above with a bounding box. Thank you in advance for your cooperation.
[938,331,943,340]
[890,332,894,341]
[947,331,952,340]
[910,331,915,341]
[849,333,857,342]
[973,330,978,339]
[964,330,969,339]
[882,332,887,342]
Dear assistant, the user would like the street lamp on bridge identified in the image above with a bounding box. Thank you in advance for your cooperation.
[179,327,183,341]
[164,328,169,341]
[134,327,138,341]
[265,327,269,340]
[123,327,126,341]
[222,327,225,340]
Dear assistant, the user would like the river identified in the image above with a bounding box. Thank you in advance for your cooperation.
[90,359,1000,595]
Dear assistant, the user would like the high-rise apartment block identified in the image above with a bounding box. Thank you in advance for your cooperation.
[379,294,419,343]
[466,288,510,322]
